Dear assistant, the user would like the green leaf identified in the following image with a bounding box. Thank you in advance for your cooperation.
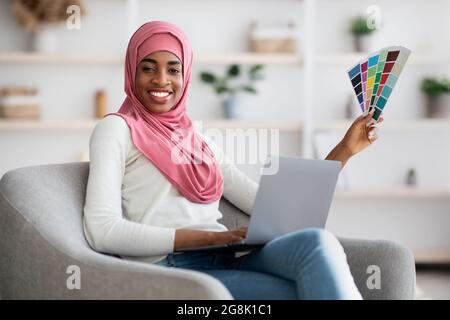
[421,77,450,96]
[227,64,240,78]
[249,64,264,74]
[200,72,217,84]
[249,64,264,81]
[241,86,257,94]
[215,86,229,95]
[250,73,264,81]
[350,16,375,35]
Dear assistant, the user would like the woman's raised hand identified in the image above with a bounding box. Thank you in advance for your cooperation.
[340,110,384,157]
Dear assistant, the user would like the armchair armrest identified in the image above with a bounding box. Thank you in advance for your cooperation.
[0,189,232,300]
[339,237,416,300]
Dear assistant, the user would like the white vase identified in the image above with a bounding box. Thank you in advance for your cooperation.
[353,34,373,53]
[223,96,241,119]
[32,25,58,53]
[426,93,450,118]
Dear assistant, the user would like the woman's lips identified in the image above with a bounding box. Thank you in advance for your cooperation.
[147,90,172,104]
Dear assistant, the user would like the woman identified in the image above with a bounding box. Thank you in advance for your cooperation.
[83,21,381,300]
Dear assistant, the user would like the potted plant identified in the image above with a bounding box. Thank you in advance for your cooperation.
[11,0,85,53]
[350,16,376,52]
[421,77,450,118]
[200,64,265,119]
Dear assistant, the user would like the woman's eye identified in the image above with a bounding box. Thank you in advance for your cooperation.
[170,69,180,74]
[143,67,155,72]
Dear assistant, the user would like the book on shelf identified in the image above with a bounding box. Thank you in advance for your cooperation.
[0,86,41,119]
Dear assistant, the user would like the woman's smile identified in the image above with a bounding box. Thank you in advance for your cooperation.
[147,89,173,104]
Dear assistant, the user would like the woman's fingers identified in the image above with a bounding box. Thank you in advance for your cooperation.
[359,110,384,124]
[369,134,379,143]
[231,228,247,238]
[368,126,379,142]
[354,110,374,128]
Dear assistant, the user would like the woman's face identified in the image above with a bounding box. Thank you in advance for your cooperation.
[135,51,183,113]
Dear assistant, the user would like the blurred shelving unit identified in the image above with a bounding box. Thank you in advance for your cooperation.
[0,119,303,132]
[2,118,449,131]
[335,186,450,199]
[3,51,450,66]
[0,52,303,66]
[1,0,449,170]
[316,53,450,66]
[0,119,98,131]
[0,52,124,65]
[314,118,450,130]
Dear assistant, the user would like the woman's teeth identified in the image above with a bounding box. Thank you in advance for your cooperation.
[149,91,170,97]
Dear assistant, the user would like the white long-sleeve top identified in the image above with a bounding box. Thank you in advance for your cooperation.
[83,115,259,264]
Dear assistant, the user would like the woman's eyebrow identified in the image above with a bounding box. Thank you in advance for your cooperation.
[141,58,181,66]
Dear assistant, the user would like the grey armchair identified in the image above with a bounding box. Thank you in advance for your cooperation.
[0,162,415,299]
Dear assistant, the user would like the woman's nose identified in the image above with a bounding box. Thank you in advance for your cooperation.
[152,71,170,86]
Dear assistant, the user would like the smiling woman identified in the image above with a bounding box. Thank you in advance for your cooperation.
[135,51,184,113]
[82,20,377,300]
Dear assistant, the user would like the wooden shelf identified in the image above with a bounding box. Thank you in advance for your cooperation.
[0,52,124,65]
[413,249,450,263]
[1,118,449,131]
[0,119,98,130]
[0,52,303,66]
[316,53,450,65]
[335,186,450,199]
[2,52,449,66]
[314,118,450,130]
[0,119,303,132]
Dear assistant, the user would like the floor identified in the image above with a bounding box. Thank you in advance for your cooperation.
[415,269,450,300]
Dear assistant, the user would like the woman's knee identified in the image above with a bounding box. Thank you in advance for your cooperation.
[279,228,343,252]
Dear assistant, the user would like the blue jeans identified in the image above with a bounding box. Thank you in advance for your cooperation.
[155,228,362,300]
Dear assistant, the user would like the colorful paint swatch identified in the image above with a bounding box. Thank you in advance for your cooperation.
[347,46,411,125]
[348,64,365,111]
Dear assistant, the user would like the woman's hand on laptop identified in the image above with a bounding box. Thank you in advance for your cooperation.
[174,228,247,250]
[325,110,383,167]
[211,228,248,245]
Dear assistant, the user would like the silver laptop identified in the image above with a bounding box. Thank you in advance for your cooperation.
[175,155,341,252]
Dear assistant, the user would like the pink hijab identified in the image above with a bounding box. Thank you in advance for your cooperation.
[107,21,223,204]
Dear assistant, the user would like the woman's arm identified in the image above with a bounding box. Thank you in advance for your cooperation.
[174,228,247,250]
[325,142,353,168]
[326,110,383,168]
[84,116,176,256]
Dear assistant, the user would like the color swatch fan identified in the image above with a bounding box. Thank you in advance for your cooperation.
[347,46,411,126]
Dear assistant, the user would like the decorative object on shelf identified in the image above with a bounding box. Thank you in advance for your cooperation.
[94,89,108,119]
[249,21,298,53]
[200,64,264,119]
[406,168,418,186]
[350,16,377,53]
[421,77,450,118]
[347,46,411,126]
[0,86,40,119]
[11,0,86,53]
